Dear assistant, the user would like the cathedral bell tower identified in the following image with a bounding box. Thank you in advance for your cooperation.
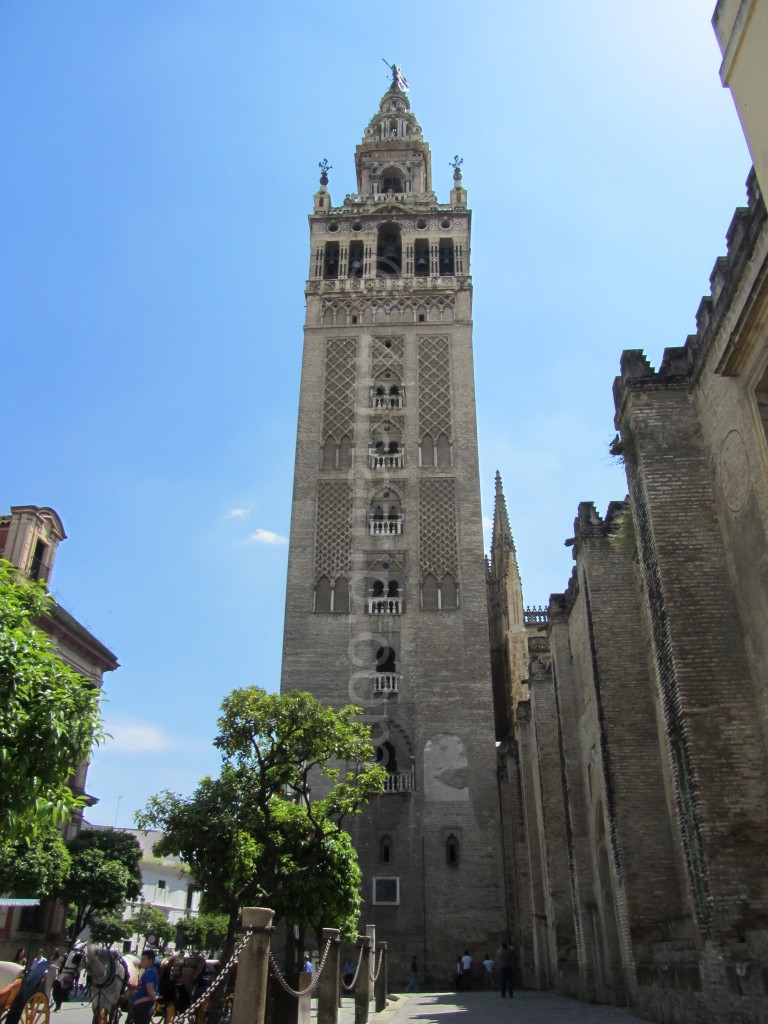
[281,66,506,980]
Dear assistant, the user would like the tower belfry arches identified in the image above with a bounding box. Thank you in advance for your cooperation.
[281,69,503,983]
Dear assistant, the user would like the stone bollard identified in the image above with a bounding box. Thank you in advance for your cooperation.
[374,942,387,1013]
[317,928,340,1024]
[353,936,372,1024]
[231,907,275,1024]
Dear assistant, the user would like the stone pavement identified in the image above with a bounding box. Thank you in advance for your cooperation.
[335,991,650,1024]
[51,987,652,1024]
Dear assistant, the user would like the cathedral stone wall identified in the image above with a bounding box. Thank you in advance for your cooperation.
[502,171,768,1023]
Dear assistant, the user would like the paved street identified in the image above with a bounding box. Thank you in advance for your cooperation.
[53,988,651,1024]
[336,991,650,1024]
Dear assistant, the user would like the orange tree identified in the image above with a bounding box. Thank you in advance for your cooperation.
[137,687,386,962]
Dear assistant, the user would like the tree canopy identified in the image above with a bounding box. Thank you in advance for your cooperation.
[0,558,104,848]
[177,913,228,956]
[138,688,386,954]
[127,905,174,950]
[89,911,131,947]
[0,822,71,898]
[58,828,142,940]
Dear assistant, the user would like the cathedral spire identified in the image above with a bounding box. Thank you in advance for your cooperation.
[491,472,524,629]
[355,71,431,196]
[492,470,516,557]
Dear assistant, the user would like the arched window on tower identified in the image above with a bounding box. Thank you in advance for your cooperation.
[323,241,340,279]
[439,238,455,276]
[377,224,402,278]
[414,239,429,277]
[334,576,350,614]
[422,574,439,611]
[348,240,364,278]
[373,642,400,695]
[442,574,458,609]
[420,434,435,468]
[369,490,403,535]
[436,433,452,467]
[315,576,332,613]
[380,835,393,864]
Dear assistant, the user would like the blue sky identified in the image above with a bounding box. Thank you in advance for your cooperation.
[0,2,750,825]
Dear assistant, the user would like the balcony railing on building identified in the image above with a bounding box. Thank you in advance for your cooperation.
[369,448,404,470]
[369,515,403,536]
[383,772,414,793]
[368,597,403,615]
[370,388,404,410]
[372,672,401,695]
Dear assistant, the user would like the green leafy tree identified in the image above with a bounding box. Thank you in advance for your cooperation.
[138,688,386,960]
[176,913,228,955]
[58,829,142,939]
[0,823,71,897]
[127,906,173,950]
[0,559,104,848]
[90,912,130,947]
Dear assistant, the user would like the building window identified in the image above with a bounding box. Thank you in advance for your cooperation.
[348,240,364,278]
[323,241,339,279]
[377,223,402,277]
[373,877,400,905]
[29,539,48,582]
[158,880,166,890]
[414,239,429,276]
[186,885,195,910]
[380,836,392,864]
[439,238,455,276]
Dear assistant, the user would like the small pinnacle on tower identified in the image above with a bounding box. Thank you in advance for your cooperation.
[318,158,331,188]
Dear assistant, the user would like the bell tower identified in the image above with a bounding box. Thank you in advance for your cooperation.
[281,66,506,981]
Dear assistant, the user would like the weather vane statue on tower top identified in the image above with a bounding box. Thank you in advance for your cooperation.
[382,58,410,93]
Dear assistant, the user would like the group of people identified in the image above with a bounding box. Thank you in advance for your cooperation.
[405,942,516,996]
[11,945,158,1020]
[455,944,515,996]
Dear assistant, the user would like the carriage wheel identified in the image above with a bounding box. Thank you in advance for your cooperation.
[21,992,49,1024]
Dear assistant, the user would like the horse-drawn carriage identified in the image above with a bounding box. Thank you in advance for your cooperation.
[62,946,223,1024]
[0,960,50,1024]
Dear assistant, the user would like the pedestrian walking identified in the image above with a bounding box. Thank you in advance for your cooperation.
[405,956,419,992]
[461,950,472,990]
[496,941,514,997]
[482,952,494,988]
[455,955,463,991]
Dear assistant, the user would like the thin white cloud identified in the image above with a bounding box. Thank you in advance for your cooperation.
[482,516,493,530]
[245,528,288,546]
[102,718,180,755]
[225,508,250,519]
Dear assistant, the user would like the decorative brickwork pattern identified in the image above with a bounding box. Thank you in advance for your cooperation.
[322,338,356,442]
[320,295,455,327]
[372,335,404,379]
[314,482,352,581]
[418,479,458,580]
[418,336,451,440]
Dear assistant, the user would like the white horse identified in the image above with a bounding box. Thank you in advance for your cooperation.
[62,945,140,1024]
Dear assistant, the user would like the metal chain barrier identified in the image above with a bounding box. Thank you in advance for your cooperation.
[339,945,364,992]
[172,929,253,1024]
[371,948,384,984]
[268,937,332,999]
